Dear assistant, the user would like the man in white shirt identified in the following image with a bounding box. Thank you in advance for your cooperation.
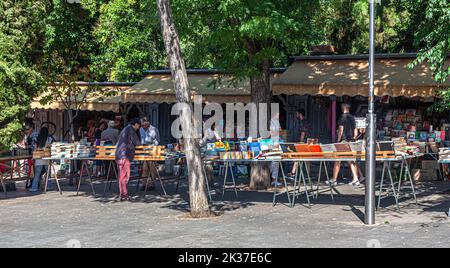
[101,121,120,145]
[269,112,282,187]
[139,117,161,191]
[140,117,160,146]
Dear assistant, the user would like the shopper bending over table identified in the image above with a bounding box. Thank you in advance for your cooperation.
[328,103,361,186]
[115,118,142,201]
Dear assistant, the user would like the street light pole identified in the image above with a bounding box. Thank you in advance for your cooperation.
[365,0,376,225]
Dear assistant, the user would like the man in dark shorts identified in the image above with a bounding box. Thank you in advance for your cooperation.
[328,103,361,186]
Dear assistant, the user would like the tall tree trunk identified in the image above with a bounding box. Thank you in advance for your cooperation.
[157,0,210,218]
[249,59,271,190]
[68,110,75,142]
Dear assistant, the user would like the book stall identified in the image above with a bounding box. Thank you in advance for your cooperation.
[35,141,185,197]
[378,106,450,183]
[201,137,423,209]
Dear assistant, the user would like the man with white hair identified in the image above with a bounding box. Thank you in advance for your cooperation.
[101,120,120,145]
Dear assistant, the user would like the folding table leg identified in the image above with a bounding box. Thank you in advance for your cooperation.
[279,161,291,206]
[77,161,84,196]
[154,161,167,196]
[88,162,95,195]
[222,162,229,198]
[135,162,143,193]
[324,162,334,201]
[144,162,152,193]
[404,159,418,205]
[52,163,62,195]
[315,161,323,199]
[300,162,311,209]
[203,162,212,202]
[315,161,334,201]
[377,161,387,210]
[229,162,238,198]
[103,161,112,196]
[304,162,313,193]
[292,162,311,208]
[44,161,51,194]
[77,160,95,196]
[397,160,405,196]
[290,162,301,207]
[387,162,399,210]
[112,162,118,192]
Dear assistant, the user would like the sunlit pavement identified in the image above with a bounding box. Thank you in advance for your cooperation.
[0,179,449,248]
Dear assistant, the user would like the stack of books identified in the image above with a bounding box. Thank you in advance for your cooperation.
[51,143,76,159]
[74,143,95,158]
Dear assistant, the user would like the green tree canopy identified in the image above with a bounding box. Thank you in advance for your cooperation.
[0,1,48,150]
[82,0,166,82]
[174,0,320,78]
[411,0,449,111]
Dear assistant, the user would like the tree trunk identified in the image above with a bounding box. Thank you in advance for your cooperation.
[68,110,75,142]
[157,0,210,218]
[249,59,271,190]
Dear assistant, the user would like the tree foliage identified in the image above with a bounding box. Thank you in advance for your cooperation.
[315,0,429,54]
[411,0,449,112]
[174,0,320,77]
[0,1,48,150]
[82,0,166,82]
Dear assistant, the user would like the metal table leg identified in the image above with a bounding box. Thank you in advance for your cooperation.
[404,158,418,205]
[103,161,119,196]
[229,162,238,198]
[315,161,323,199]
[315,161,334,201]
[45,161,62,195]
[221,161,238,198]
[386,161,400,210]
[273,161,291,207]
[77,160,95,196]
[324,162,334,201]
[202,161,212,202]
[377,161,387,210]
[103,161,112,197]
[150,161,167,196]
[291,161,311,208]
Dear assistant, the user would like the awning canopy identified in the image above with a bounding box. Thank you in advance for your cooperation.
[272,55,449,98]
[30,84,131,113]
[125,73,251,103]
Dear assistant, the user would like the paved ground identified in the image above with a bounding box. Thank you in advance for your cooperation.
[0,177,449,248]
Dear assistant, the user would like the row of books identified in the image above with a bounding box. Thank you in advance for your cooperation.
[50,142,96,159]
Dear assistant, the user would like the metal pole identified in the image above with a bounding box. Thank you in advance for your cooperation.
[365,0,376,225]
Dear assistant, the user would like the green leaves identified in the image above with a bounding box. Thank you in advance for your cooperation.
[174,0,319,78]
[86,0,165,82]
[410,0,449,111]
[0,1,47,150]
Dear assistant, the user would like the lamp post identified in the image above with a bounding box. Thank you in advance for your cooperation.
[365,0,377,225]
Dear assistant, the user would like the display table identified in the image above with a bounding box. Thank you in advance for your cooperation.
[203,153,422,210]
[42,157,95,196]
[202,158,298,207]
